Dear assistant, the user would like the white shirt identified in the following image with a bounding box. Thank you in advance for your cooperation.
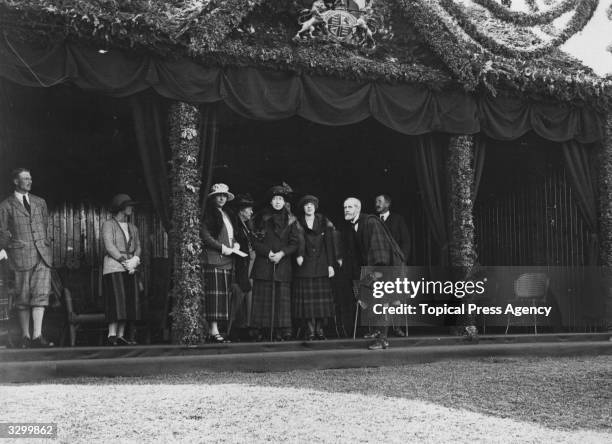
[220,208,234,245]
[14,191,30,207]
[379,211,390,222]
[118,221,130,243]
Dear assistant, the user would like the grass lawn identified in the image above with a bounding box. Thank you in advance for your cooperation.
[1,356,610,443]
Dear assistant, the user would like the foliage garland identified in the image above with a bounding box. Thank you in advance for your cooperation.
[599,113,612,329]
[168,101,205,345]
[471,0,577,26]
[438,0,598,59]
[447,135,476,269]
[0,0,610,110]
[447,134,477,332]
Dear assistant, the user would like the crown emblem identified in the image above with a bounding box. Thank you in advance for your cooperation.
[294,0,380,48]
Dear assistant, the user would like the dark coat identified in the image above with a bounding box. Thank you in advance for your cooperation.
[294,214,336,279]
[201,204,234,268]
[251,208,300,282]
[340,213,405,280]
[383,212,411,264]
[234,216,254,292]
[0,194,52,271]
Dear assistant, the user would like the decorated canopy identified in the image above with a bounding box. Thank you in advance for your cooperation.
[0,0,610,142]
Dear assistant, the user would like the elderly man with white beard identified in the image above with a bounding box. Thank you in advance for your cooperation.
[339,197,405,349]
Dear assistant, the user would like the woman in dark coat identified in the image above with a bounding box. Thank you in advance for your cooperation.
[201,183,238,343]
[293,195,337,340]
[250,185,300,341]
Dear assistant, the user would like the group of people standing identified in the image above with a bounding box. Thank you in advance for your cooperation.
[200,182,411,350]
[1,167,411,351]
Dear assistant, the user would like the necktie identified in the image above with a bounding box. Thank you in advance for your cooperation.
[23,195,31,214]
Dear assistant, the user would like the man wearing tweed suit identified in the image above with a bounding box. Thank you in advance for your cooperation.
[0,168,53,348]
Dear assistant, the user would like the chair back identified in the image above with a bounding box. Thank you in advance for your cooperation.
[514,273,549,300]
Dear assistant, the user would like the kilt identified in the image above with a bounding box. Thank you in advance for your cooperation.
[103,271,142,322]
[292,277,334,319]
[14,258,51,307]
[251,279,291,328]
[203,265,231,321]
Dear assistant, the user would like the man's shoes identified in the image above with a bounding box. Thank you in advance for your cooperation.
[368,338,389,350]
[30,336,54,348]
[116,336,137,346]
[19,336,31,349]
[391,327,406,337]
[107,335,118,346]
[363,330,381,339]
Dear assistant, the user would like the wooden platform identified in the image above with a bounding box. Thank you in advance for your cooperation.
[1,333,610,383]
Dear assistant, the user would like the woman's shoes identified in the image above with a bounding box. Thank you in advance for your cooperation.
[315,332,327,340]
[208,333,230,344]
[107,335,118,346]
[306,333,316,341]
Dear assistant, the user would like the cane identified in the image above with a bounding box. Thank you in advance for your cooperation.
[270,263,277,342]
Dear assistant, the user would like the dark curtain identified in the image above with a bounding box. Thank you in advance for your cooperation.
[561,140,603,322]
[562,140,599,265]
[198,103,218,217]
[0,39,605,143]
[129,91,171,230]
[415,135,449,265]
[473,136,486,202]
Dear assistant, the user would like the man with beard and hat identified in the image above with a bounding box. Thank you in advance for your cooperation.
[340,197,405,350]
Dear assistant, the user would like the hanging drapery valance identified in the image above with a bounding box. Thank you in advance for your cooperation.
[0,39,604,143]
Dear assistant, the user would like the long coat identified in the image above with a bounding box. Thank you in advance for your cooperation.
[201,205,234,269]
[383,212,411,264]
[340,213,405,280]
[251,209,300,282]
[234,216,254,292]
[294,214,337,279]
[0,194,52,271]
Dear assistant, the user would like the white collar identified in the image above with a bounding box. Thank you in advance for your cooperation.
[14,191,29,203]
[380,211,390,220]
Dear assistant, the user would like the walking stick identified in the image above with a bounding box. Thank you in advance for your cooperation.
[270,263,276,342]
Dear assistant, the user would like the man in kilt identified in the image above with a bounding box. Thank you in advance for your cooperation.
[201,183,239,343]
[341,197,405,350]
[0,168,53,348]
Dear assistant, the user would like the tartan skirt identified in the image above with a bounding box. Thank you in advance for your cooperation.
[202,265,231,321]
[251,279,292,328]
[292,277,334,319]
[103,271,142,322]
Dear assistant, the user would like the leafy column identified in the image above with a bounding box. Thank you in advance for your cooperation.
[447,134,478,338]
[168,102,204,344]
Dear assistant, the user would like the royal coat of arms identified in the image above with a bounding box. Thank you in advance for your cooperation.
[294,0,381,47]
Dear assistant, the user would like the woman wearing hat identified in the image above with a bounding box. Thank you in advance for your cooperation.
[293,195,337,340]
[250,185,300,341]
[228,193,256,337]
[102,194,142,346]
[201,183,238,343]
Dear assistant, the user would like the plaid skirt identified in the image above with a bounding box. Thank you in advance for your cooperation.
[103,271,142,322]
[292,277,334,319]
[251,280,291,328]
[202,265,231,321]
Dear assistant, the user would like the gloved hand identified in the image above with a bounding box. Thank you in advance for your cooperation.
[122,256,140,274]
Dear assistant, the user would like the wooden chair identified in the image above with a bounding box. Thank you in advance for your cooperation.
[505,272,550,335]
[51,269,106,346]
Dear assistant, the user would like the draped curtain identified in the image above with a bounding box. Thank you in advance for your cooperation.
[198,103,218,218]
[415,135,486,266]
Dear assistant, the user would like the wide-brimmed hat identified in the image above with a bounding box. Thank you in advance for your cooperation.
[208,183,235,201]
[110,194,138,212]
[234,193,255,209]
[267,183,293,200]
[298,194,319,210]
